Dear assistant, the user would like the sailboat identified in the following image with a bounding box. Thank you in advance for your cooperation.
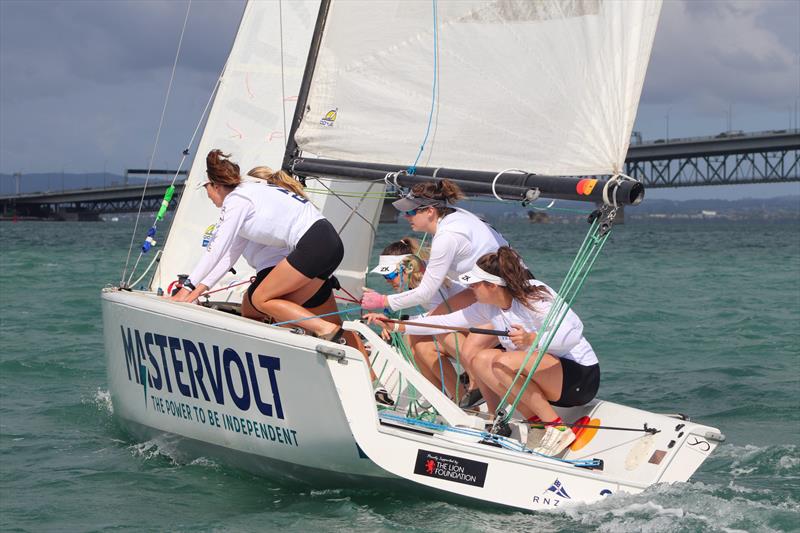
[102,0,725,511]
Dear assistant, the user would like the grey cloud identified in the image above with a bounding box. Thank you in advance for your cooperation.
[640,0,798,114]
[1,0,243,101]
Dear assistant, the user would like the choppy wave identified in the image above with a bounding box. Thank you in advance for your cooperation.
[89,388,113,415]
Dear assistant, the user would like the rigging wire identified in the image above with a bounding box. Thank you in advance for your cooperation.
[408,0,439,174]
[494,210,615,427]
[123,29,229,289]
[121,0,192,286]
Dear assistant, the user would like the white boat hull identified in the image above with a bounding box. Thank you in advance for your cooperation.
[102,289,723,510]
[102,289,386,480]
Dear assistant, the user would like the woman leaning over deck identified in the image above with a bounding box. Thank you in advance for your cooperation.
[171,149,346,342]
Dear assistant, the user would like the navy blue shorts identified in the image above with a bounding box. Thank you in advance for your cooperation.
[552,359,600,407]
[286,219,344,280]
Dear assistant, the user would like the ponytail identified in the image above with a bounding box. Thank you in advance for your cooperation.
[476,246,548,309]
[206,149,241,187]
[247,166,308,200]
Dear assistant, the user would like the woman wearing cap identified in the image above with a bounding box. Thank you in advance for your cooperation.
[171,150,345,341]
[362,180,510,404]
[372,238,469,396]
[366,247,600,457]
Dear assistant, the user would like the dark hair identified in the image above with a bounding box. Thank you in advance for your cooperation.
[476,246,548,309]
[206,149,241,188]
[247,166,308,199]
[381,237,428,288]
[410,179,465,217]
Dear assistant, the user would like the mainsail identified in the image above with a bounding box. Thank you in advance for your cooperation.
[292,0,662,178]
[153,0,384,297]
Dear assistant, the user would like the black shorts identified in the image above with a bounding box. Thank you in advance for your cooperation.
[247,266,340,309]
[552,359,600,407]
[286,219,344,280]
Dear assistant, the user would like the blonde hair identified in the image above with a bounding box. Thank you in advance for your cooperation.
[381,237,430,289]
[247,166,308,200]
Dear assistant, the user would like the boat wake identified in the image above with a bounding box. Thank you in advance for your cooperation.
[90,388,113,415]
[127,436,217,470]
[549,443,800,533]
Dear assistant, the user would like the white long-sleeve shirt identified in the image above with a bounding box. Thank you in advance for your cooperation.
[402,280,598,366]
[189,180,323,288]
[387,209,508,311]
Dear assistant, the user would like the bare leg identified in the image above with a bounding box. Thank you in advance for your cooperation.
[431,331,467,400]
[409,335,457,397]
[491,351,563,422]
[466,347,504,413]
[241,292,269,321]
[250,259,338,337]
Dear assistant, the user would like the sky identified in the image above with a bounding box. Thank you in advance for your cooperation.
[0,0,798,200]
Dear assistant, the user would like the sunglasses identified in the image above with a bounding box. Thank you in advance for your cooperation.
[383,271,400,281]
[404,205,434,216]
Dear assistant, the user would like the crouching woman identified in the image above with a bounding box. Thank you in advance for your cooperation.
[367,247,599,456]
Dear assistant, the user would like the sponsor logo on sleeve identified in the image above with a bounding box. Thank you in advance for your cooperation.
[413,449,488,487]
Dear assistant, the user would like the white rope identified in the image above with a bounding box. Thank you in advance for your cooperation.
[490,168,526,201]
[129,250,162,289]
[121,0,192,286]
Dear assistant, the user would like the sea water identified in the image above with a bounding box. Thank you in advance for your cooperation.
[0,217,798,532]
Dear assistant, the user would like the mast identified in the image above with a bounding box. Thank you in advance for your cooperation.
[282,0,332,173]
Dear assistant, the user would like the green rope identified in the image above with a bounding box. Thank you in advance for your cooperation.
[495,212,613,424]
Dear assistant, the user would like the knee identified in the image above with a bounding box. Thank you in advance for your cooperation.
[491,353,514,373]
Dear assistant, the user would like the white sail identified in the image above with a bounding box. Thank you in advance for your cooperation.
[295,0,662,177]
[153,0,384,298]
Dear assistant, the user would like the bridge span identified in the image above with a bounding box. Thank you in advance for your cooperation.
[1,130,798,220]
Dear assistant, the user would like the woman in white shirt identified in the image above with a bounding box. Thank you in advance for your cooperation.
[362,180,509,405]
[367,247,600,456]
[171,150,344,341]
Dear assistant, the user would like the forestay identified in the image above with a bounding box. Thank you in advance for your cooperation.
[294,0,662,177]
[152,0,384,298]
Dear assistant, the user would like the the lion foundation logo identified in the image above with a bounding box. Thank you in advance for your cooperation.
[413,449,488,487]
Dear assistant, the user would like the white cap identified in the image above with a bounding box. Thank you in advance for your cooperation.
[370,254,410,275]
[457,265,507,286]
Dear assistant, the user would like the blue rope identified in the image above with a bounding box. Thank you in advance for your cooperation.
[379,412,600,467]
[408,0,439,175]
[271,306,362,327]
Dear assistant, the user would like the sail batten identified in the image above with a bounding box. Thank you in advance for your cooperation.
[292,0,662,177]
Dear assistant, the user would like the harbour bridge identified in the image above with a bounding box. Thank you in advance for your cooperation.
[1,129,798,220]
